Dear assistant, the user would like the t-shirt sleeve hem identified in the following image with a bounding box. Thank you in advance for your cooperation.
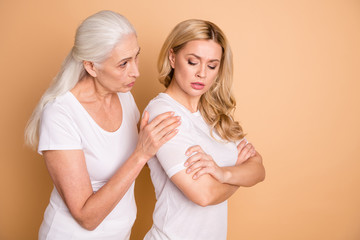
[166,163,186,178]
[38,145,83,155]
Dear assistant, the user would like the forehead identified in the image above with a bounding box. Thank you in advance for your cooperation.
[179,39,222,60]
[108,33,139,60]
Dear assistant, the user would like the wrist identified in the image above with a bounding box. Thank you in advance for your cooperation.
[132,149,151,165]
[221,168,232,184]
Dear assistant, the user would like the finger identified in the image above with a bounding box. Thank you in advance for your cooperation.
[186,159,213,173]
[185,145,204,156]
[192,167,213,180]
[250,148,256,157]
[238,143,253,160]
[237,140,247,152]
[147,111,175,128]
[155,116,181,136]
[246,145,255,155]
[250,145,256,155]
[158,128,179,144]
[140,111,149,131]
[184,152,204,167]
[243,149,254,161]
[147,116,180,139]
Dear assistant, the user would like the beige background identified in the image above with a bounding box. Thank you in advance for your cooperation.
[1,0,360,239]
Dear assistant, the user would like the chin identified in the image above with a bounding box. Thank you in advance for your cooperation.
[188,89,207,97]
[116,86,132,93]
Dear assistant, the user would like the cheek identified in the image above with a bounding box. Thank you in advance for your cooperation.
[204,71,219,90]
[175,62,193,80]
[208,70,219,82]
[108,69,124,81]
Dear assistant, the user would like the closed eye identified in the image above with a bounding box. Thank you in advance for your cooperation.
[208,65,217,70]
[119,61,128,67]
[188,60,197,66]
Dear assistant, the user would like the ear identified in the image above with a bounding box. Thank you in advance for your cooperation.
[83,61,97,77]
[168,49,176,69]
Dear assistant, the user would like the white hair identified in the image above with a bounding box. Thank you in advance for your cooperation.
[24,10,136,149]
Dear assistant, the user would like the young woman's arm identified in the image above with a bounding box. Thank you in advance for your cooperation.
[43,111,180,230]
[171,169,239,207]
[186,142,265,187]
[217,151,265,187]
[170,143,265,207]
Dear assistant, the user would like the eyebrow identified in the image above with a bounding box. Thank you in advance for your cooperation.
[186,53,220,62]
[118,47,141,63]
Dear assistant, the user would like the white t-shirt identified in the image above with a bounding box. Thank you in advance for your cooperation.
[38,91,139,240]
[144,93,239,240]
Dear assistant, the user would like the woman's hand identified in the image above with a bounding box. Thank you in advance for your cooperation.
[236,139,256,165]
[136,111,180,160]
[184,145,226,183]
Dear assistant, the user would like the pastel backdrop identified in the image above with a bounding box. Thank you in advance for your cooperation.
[0,0,359,239]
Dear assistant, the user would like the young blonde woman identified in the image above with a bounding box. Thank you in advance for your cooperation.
[144,19,265,239]
[24,11,180,239]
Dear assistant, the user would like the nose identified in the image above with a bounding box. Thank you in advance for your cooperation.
[129,61,140,78]
[196,64,206,78]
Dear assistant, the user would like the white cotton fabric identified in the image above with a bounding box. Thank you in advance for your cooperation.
[144,93,239,240]
[38,91,139,240]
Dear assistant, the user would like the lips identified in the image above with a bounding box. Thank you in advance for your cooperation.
[127,82,135,87]
[191,82,205,90]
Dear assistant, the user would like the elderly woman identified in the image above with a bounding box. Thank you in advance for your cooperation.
[144,19,265,239]
[24,10,179,239]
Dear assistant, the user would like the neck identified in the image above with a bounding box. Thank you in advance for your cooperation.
[71,75,115,106]
[165,82,200,113]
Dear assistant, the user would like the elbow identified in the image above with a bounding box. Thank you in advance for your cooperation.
[71,212,100,231]
[261,168,266,182]
[79,221,98,231]
[258,154,266,183]
[196,197,212,207]
[191,190,217,207]
[259,164,266,183]
[244,166,266,187]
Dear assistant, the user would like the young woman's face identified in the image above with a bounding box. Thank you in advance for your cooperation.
[94,33,140,93]
[169,39,222,99]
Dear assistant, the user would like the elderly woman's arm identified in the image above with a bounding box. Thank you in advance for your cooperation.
[43,111,180,231]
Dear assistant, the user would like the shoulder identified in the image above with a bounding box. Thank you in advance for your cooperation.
[42,93,72,117]
[41,92,78,126]
[145,93,187,122]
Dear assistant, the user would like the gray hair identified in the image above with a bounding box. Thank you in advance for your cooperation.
[24,10,136,149]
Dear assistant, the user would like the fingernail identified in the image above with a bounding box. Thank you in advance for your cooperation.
[184,162,188,167]
[186,168,191,173]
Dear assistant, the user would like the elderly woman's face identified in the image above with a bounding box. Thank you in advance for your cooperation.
[169,39,222,99]
[94,33,140,93]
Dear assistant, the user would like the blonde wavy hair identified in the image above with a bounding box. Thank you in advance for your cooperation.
[158,19,244,142]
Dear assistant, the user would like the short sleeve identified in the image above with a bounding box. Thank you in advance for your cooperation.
[38,102,82,155]
[145,99,195,178]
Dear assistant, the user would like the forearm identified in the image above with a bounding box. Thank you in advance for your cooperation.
[172,170,239,207]
[205,179,239,205]
[70,151,147,230]
[222,152,265,187]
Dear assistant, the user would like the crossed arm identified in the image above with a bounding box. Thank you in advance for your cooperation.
[170,140,265,207]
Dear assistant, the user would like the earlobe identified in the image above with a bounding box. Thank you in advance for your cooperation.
[169,49,175,69]
[83,61,97,77]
